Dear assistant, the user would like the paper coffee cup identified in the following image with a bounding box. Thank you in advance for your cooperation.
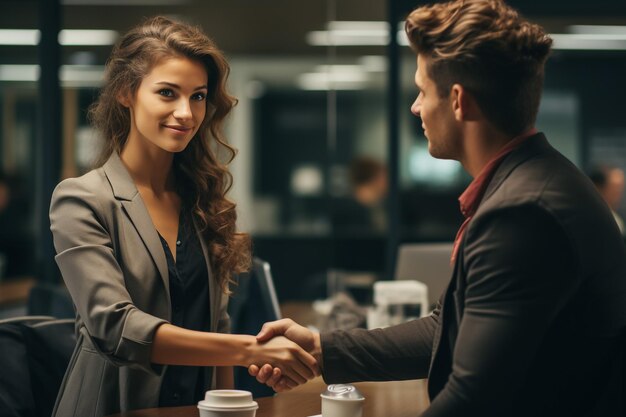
[197,390,259,417]
[321,384,365,417]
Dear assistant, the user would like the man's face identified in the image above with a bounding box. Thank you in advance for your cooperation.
[410,54,461,160]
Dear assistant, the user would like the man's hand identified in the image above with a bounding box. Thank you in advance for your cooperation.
[248,319,322,392]
[246,335,319,386]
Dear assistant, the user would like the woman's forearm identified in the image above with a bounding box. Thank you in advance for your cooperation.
[151,323,255,367]
[151,322,320,384]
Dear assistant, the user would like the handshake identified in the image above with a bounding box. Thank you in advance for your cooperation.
[246,318,321,393]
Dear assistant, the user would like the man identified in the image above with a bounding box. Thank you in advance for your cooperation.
[252,0,626,415]
[333,156,388,233]
[589,165,626,235]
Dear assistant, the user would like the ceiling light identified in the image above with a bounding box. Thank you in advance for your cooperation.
[358,55,387,71]
[307,30,389,46]
[60,65,105,87]
[307,21,626,51]
[0,64,105,86]
[0,29,118,46]
[59,29,118,45]
[327,21,389,32]
[307,21,390,46]
[313,64,366,73]
[397,31,409,46]
[307,21,411,47]
[61,0,189,4]
[551,34,626,50]
[0,65,40,81]
[0,29,40,45]
[297,71,368,91]
[568,25,626,35]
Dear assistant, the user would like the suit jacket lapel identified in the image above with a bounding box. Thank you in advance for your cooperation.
[428,260,457,398]
[481,133,549,205]
[103,153,170,298]
[193,217,217,331]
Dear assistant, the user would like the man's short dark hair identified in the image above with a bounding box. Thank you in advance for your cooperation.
[405,0,553,136]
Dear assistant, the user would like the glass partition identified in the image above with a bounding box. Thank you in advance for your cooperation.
[2,0,626,304]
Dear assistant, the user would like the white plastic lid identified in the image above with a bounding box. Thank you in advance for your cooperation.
[320,384,365,401]
[197,389,259,411]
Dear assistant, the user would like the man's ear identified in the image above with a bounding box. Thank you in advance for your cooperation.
[450,83,479,122]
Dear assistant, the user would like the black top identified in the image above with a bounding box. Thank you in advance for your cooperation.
[158,208,212,407]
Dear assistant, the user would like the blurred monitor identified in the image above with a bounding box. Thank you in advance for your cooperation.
[229,258,281,335]
[228,258,281,398]
[394,243,454,308]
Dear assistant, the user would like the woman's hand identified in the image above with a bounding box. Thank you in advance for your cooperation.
[249,364,293,392]
[248,319,323,392]
[246,335,320,386]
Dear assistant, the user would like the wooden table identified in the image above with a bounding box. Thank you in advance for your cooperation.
[109,378,430,417]
[0,276,35,305]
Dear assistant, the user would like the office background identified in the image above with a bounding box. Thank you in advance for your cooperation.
[1,0,626,309]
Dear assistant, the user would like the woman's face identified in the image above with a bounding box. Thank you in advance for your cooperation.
[123,56,209,154]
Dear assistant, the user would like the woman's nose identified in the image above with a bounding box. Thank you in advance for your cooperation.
[173,100,192,120]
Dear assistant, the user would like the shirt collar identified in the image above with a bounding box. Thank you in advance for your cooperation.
[458,128,538,218]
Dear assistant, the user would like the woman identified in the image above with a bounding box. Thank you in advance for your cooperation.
[49,16,316,417]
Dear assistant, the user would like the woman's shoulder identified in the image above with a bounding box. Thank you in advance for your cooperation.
[52,166,113,206]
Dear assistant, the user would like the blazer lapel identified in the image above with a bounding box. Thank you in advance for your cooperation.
[103,153,170,297]
[193,217,217,331]
[428,248,461,398]
[481,133,549,204]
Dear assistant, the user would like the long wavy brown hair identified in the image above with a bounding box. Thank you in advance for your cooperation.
[405,0,553,136]
[89,16,250,293]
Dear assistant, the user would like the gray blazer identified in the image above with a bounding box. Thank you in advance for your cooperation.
[49,153,230,417]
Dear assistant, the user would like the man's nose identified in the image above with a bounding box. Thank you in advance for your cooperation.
[411,98,421,117]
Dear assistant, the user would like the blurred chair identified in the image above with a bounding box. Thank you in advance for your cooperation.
[27,283,74,318]
[621,329,626,414]
[0,315,55,326]
[394,242,454,309]
[0,316,76,417]
[229,257,281,398]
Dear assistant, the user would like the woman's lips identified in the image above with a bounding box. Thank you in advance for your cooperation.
[163,124,192,134]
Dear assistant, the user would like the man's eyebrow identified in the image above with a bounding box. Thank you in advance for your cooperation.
[155,81,208,91]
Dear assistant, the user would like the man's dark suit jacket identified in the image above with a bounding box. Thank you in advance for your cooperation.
[320,134,626,416]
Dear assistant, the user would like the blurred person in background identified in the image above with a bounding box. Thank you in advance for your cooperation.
[251,0,626,416]
[350,156,388,231]
[333,156,388,233]
[589,165,625,235]
[49,16,317,417]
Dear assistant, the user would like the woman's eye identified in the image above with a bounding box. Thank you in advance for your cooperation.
[158,89,174,98]
[192,92,206,101]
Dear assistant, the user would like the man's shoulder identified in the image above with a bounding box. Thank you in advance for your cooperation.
[471,143,618,250]
[484,144,590,212]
